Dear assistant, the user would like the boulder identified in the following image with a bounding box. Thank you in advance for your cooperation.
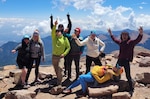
[5,90,36,99]
[88,85,119,97]
[9,69,22,85]
[138,57,150,67]
[9,69,21,77]
[135,73,150,84]
[112,92,131,99]
[137,52,150,57]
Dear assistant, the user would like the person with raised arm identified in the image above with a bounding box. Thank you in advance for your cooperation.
[107,26,143,96]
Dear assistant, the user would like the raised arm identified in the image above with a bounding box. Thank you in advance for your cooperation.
[132,26,143,44]
[107,28,120,44]
[67,13,72,34]
[50,14,53,30]
[51,20,58,39]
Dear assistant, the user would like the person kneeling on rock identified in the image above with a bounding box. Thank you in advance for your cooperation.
[62,65,123,98]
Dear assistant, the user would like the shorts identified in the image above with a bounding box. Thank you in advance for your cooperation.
[16,58,30,69]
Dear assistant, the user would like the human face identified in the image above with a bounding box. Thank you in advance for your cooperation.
[56,30,62,37]
[75,29,80,36]
[121,33,129,41]
[24,38,29,44]
[33,34,39,41]
[90,33,96,40]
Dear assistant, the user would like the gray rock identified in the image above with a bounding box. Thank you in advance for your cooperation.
[112,92,131,99]
[5,90,36,99]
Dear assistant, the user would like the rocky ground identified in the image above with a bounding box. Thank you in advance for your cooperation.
[0,46,150,99]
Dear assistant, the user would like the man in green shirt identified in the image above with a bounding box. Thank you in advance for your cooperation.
[51,20,70,86]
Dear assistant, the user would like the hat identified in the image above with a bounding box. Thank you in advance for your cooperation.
[74,27,81,34]
[23,34,30,39]
[33,30,39,36]
[91,30,96,34]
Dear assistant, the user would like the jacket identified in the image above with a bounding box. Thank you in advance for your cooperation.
[51,25,70,56]
[75,36,105,58]
[111,34,143,61]
[91,65,123,83]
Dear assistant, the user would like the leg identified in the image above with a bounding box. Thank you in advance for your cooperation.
[93,57,102,66]
[25,59,34,83]
[124,61,133,91]
[74,54,80,79]
[85,55,92,74]
[52,55,63,85]
[67,55,73,79]
[117,59,133,91]
[21,67,27,84]
[64,55,69,76]
[34,57,41,81]
[79,72,94,93]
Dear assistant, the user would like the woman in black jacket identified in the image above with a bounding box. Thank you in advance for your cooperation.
[11,35,30,88]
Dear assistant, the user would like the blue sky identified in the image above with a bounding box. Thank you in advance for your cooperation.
[0,0,150,45]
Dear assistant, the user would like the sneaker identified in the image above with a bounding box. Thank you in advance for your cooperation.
[23,84,30,89]
[62,89,72,94]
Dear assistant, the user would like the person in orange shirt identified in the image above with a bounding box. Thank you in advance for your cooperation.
[63,65,123,97]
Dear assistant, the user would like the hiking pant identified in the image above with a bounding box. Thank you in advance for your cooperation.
[67,72,94,93]
[25,57,41,83]
[85,55,102,73]
[52,55,64,85]
[68,54,80,79]
[64,54,69,75]
[116,59,134,91]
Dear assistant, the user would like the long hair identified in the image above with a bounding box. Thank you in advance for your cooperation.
[120,31,130,41]
[31,29,42,43]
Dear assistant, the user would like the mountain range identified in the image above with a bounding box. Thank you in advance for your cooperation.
[0,29,150,66]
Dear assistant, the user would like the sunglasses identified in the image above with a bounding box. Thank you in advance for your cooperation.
[75,30,79,32]
[56,30,61,32]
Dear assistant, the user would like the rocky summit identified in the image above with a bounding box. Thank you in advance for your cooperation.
[0,46,150,99]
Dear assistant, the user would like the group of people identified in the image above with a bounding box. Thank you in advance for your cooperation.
[12,13,144,97]
[11,29,45,88]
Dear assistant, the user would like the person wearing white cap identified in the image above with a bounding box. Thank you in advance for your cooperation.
[72,30,106,74]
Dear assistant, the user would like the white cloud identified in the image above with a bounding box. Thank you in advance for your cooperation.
[141,2,147,5]
[139,6,143,9]
[1,0,6,3]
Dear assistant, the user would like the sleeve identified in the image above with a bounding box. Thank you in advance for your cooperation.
[63,37,71,56]
[14,43,22,51]
[50,16,53,30]
[40,40,45,59]
[67,15,72,34]
[132,34,143,45]
[92,73,111,83]
[111,35,121,44]
[64,33,72,40]
[51,25,56,39]
[75,37,88,46]
[98,39,106,52]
